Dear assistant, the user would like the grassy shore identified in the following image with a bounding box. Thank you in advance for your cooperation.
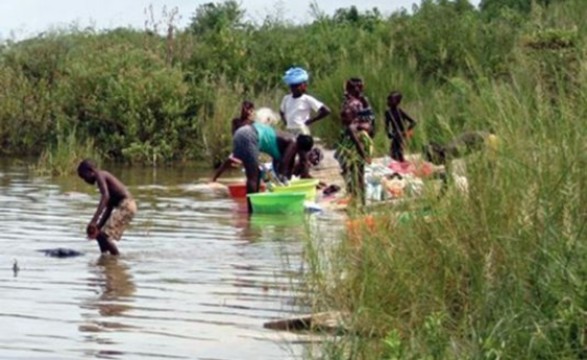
[303,56,587,358]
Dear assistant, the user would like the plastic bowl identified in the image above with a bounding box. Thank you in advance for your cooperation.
[227,183,265,199]
[272,179,319,201]
[290,179,320,186]
[247,192,306,214]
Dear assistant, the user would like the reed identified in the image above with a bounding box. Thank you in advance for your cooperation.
[302,51,587,358]
[33,127,100,176]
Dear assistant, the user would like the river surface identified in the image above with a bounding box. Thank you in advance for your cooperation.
[0,161,342,360]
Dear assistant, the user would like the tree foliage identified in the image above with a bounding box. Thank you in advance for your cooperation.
[480,0,567,17]
[189,0,246,35]
[0,0,585,164]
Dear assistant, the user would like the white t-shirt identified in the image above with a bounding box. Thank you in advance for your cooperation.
[280,94,324,130]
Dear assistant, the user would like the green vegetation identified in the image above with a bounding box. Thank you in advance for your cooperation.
[299,1,587,358]
[305,71,587,357]
[32,127,100,176]
[3,0,584,171]
[1,0,586,357]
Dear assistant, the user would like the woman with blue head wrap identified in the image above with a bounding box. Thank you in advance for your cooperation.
[279,66,330,180]
[279,67,330,135]
[279,67,331,137]
[283,67,309,86]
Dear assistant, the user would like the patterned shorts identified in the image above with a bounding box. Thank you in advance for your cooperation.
[103,198,137,241]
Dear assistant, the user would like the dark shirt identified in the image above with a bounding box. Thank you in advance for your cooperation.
[385,108,415,140]
[232,118,246,135]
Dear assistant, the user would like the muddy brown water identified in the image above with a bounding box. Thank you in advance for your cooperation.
[0,161,343,360]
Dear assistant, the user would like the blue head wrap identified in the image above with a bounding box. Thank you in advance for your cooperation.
[283,67,309,86]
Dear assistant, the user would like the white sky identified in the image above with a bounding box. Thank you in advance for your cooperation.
[0,0,481,40]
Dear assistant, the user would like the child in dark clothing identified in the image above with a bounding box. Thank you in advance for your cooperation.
[385,91,417,162]
[231,100,255,135]
[78,159,137,256]
[212,101,256,182]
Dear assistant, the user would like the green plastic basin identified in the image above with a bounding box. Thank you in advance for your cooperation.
[247,192,306,214]
[272,179,319,201]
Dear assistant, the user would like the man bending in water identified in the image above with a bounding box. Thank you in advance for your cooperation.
[78,159,137,255]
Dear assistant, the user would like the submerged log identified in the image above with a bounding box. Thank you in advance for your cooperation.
[38,248,84,258]
[263,311,350,334]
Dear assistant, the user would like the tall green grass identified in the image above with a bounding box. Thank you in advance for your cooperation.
[1,0,547,170]
[32,127,100,176]
[1,1,586,357]
[302,50,587,358]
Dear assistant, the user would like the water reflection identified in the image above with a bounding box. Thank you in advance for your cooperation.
[0,160,331,359]
[81,256,136,330]
[233,213,309,241]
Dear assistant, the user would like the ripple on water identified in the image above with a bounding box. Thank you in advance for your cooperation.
[0,165,339,359]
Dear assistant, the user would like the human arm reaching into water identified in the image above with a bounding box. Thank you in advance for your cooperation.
[212,155,242,182]
[86,171,110,239]
[216,103,255,183]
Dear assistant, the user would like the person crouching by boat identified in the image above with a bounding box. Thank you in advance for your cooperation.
[335,78,374,208]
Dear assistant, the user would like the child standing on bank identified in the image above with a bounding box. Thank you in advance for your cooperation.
[385,91,417,162]
[280,67,331,136]
[78,159,137,255]
[280,67,330,177]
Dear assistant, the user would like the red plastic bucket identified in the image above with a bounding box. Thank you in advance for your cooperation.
[227,183,266,198]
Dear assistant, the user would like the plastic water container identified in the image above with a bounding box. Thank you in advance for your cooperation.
[247,192,306,214]
[227,183,266,199]
[271,179,319,201]
[366,183,383,201]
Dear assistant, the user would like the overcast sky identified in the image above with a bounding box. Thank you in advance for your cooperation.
[0,0,481,40]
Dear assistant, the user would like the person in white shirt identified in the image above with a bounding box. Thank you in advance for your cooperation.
[280,67,331,136]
